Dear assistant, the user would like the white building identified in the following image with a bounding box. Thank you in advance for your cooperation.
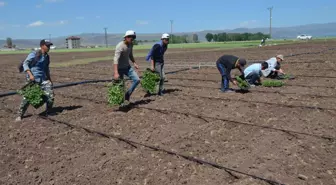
[65,36,81,49]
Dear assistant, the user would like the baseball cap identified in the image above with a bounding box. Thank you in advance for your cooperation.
[276,54,284,61]
[40,39,53,46]
[161,33,170,39]
[124,30,136,38]
[238,58,247,66]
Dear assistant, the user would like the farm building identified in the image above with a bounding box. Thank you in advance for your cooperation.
[65,36,81,49]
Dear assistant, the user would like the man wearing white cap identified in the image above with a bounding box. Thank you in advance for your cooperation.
[113,30,140,102]
[145,33,170,96]
[262,54,286,79]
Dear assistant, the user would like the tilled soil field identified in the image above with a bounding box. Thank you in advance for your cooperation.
[1,40,336,185]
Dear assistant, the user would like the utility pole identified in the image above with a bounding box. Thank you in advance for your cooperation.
[104,27,108,48]
[267,6,273,39]
[170,20,173,43]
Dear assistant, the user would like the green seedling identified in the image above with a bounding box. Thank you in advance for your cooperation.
[235,76,250,90]
[141,69,160,94]
[17,83,46,109]
[107,79,125,106]
[262,80,285,87]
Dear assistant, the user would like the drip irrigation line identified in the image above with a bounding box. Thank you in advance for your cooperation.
[166,77,336,89]
[0,68,198,98]
[39,116,285,185]
[185,94,336,111]
[164,83,336,99]
[138,107,335,141]
[1,47,335,98]
[53,93,335,141]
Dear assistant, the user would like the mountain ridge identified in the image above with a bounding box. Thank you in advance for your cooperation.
[1,22,335,48]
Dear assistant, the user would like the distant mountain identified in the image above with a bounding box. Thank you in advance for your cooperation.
[1,22,335,48]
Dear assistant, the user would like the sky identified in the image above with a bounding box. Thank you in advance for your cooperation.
[0,0,335,39]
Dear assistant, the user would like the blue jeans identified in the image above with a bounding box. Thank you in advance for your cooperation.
[118,66,140,99]
[245,71,260,84]
[216,62,229,91]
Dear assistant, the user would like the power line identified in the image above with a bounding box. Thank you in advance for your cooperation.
[267,6,273,39]
[170,20,174,43]
[104,27,108,48]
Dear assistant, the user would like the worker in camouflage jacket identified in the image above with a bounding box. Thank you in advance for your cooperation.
[16,39,54,122]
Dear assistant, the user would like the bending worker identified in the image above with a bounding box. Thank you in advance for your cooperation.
[244,62,269,86]
[216,54,247,93]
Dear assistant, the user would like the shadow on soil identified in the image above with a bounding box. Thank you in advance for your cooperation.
[116,99,154,113]
[38,105,83,116]
[144,88,182,98]
[235,89,251,94]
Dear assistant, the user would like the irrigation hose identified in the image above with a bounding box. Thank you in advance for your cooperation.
[41,116,285,185]
[0,47,335,98]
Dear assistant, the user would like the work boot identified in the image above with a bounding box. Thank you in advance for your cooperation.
[158,90,163,96]
[125,92,130,101]
[222,89,235,93]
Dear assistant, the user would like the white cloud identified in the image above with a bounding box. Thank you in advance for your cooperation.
[27,21,44,27]
[239,20,257,27]
[0,1,6,7]
[44,0,63,2]
[36,4,42,8]
[136,20,149,25]
[58,20,68,25]
[76,16,84,20]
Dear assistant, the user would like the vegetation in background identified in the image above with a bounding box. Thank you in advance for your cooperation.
[17,83,45,108]
[107,79,125,106]
[141,69,160,94]
[205,32,270,42]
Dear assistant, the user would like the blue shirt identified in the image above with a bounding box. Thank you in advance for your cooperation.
[244,63,262,78]
[23,51,50,83]
[145,40,167,63]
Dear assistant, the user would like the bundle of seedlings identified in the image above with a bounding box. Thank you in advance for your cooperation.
[141,68,160,94]
[280,73,295,80]
[17,82,46,109]
[107,79,125,106]
[235,76,250,90]
[262,80,285,87]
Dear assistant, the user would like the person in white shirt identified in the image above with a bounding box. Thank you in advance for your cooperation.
[262,54,285,79]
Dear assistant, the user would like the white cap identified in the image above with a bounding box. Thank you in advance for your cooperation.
[276,54,284,61]
[161,33,170,39]
[124,30,136,38]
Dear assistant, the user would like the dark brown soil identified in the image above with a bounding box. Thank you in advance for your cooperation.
[1,40,335,185]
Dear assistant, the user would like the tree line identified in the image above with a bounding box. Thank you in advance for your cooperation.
[133,34,200,45]
[205,32,270,42]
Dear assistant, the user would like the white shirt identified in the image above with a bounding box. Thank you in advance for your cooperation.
[262,57,277,77]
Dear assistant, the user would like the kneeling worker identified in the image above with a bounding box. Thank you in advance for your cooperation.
[264,54,285,79]
[244,62,269,86]
[216,55,247,93]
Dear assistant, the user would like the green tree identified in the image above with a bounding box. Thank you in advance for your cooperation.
[192,33,199,43]
[6,37,13,48]
[205,33,213,42]
[213,34,218,42]
[133,40,139,45]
